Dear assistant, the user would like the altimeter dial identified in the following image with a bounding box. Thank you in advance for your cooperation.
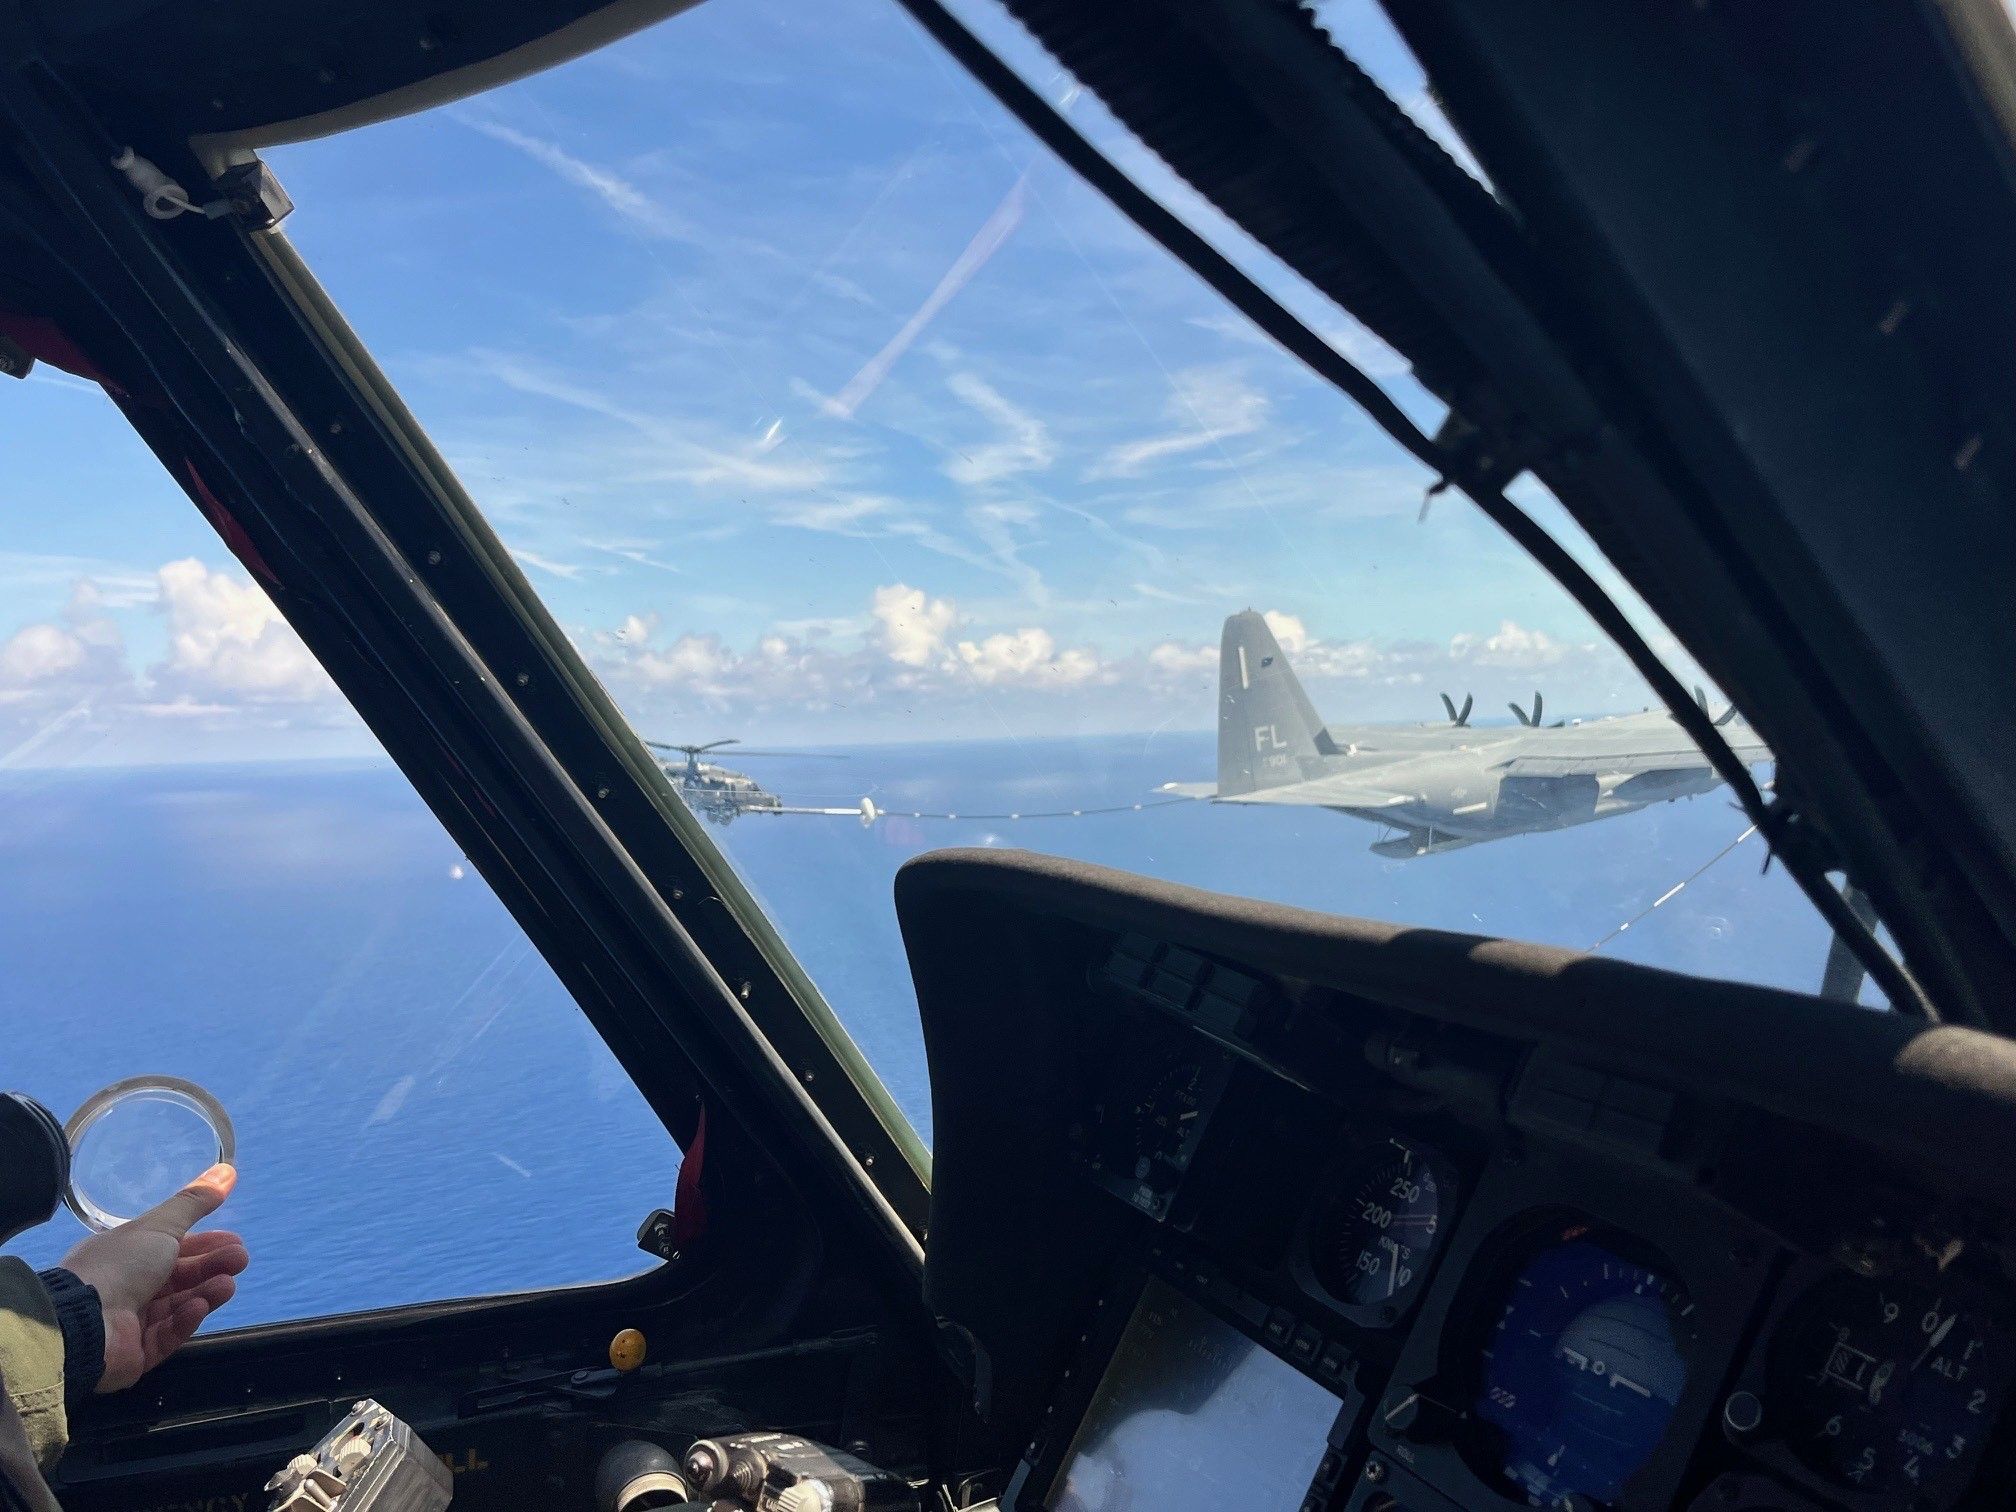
[1769,1273,2013,1496]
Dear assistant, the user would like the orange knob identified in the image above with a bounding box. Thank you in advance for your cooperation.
[609,1328,647,1373]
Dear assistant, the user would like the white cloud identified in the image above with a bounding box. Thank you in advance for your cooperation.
[0,581,129,715]
[478,353,830,493]
[1262,610,1310,655]
[1448,619,1569,669]
[1091,367,1270,478]
[512,548,589,581]
[1147,641,1215,675]
[943,372,1054,486]
[0,553,155,610]
[952,628,1101,686]
[135,698,238,718]
[459,117,690,242]
[634,634,733,690]
[1293,637,1400,681]
[0,623,86,684]
[871,583,956,667]
[608,613,656,645]
[156,558,335,703]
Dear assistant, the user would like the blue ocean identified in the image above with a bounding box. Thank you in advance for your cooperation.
[0,739,1837,1328]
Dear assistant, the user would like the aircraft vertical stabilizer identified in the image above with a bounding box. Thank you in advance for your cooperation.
[1217,610,1336,795]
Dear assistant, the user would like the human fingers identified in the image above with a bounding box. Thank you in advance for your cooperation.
[183,1273,237,1312]
[141,1272,237,1352]
[146,1268,239,1329]
[132,1165,236,1242]
[139,1295,211,1375]
[168,1240,248,1292]
[177,1230,245,1257]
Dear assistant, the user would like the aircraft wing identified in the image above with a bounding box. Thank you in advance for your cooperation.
[1495,715,1772,778]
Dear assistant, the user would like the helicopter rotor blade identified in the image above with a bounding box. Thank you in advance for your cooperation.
[643,737,846,760]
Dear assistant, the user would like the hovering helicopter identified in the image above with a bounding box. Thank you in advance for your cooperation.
[644,739,877,826]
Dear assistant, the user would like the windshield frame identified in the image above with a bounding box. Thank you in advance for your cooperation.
[0,74,931,1248]
[253,222,937,1202]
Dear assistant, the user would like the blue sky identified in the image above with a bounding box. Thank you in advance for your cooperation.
[0,0,1702,761]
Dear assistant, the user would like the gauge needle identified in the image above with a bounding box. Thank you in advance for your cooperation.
[1610,1372,1653,1398]
[1913,1313,1957,1372]
[1868,1359,1894,1407]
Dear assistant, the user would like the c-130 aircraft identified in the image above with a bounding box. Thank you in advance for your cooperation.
[1164,610,1771,857]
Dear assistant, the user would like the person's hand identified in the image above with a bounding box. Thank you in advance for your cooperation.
[58,1164,248,1392]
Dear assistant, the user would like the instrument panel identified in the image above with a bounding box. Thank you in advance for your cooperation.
[1013,934,2016,1512]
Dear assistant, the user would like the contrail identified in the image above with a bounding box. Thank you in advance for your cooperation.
[826,176,1028,418]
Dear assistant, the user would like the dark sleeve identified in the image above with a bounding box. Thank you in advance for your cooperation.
[33,1270,102,1406]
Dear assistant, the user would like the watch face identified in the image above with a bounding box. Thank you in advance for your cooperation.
[64,1076,233,1231]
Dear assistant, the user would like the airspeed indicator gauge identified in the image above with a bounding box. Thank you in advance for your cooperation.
[1301,1136,1452,1324]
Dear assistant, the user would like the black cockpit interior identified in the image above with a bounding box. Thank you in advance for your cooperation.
[4,1,2016,1511]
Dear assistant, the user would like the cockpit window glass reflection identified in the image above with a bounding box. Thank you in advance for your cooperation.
[1051,1280,1339,1512]
[0,378,684,1326]
[263,0,1887,1150]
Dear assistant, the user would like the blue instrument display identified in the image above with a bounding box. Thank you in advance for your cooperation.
[1468,1225,1695,1507]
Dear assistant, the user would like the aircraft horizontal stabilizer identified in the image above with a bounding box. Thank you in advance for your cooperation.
[1158,780,1218,799]
[1218,777,1412,809]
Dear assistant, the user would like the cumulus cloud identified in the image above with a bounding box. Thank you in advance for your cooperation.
[0,562,366,760]
[589,578,1118,729]
[944,373,1054,486]
[1262,610,1310,655]
[871,583,957,668]
[633,634,734,691]
[0,582,129,715]
[608,613,656,645]
[1448,619,1570,669]
[1147,641,1215,675]
[0,623,87,684]
[1091,367,1270,478]
[155,559,336,704]
[953,628,1101,686]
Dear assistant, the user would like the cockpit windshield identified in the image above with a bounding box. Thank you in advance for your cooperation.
[258,0,1878,1142]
